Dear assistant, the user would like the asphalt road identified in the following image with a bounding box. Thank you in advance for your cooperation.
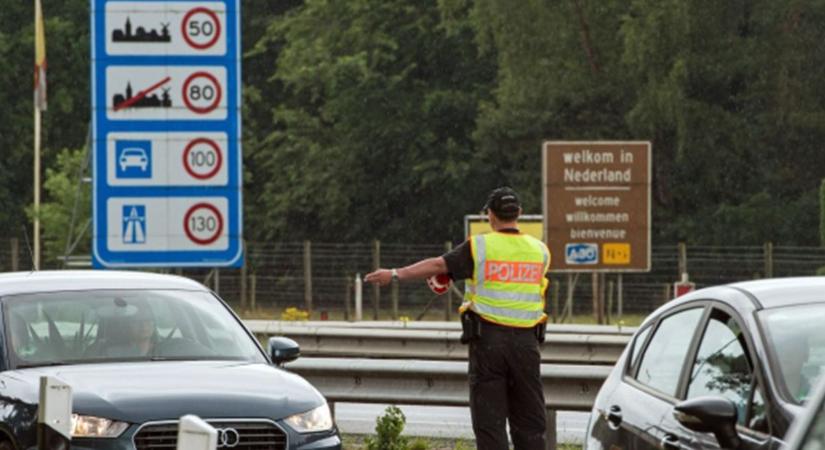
[335,403,589,444]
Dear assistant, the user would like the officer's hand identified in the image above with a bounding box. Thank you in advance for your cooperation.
[364,269,392,286]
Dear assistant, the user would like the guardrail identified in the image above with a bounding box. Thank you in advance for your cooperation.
[287,357,611,450]
[247,322,630,364]
[245,320,636,335]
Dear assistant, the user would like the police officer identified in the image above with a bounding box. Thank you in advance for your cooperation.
[365,186,550,450]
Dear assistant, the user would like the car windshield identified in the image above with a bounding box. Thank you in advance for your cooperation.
[798,396,825,450]
[3,289,266,368]
[759,303,825,404]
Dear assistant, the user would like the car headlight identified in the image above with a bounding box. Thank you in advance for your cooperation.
[284,404,333,433]
[71,414,129,438]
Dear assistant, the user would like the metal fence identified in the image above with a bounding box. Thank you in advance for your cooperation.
[2,239,824,320]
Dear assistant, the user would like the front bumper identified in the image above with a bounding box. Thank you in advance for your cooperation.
[65,421,341,450]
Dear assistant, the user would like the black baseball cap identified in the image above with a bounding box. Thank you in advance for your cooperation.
[482,187,521,220]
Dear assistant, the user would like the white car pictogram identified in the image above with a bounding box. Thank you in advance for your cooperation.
[119,147,149,172]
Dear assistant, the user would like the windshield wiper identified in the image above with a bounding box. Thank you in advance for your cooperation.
[15,361,69,369]
[149,356,243,362]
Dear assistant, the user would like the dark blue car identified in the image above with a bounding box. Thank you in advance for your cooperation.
[0,271,341,450]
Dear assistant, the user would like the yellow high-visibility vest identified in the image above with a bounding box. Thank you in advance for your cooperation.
[460,232,551,328]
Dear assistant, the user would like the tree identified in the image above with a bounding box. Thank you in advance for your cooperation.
[820,179,825,247]
[469,0,632,211]
[245,0,494,242]
[1,0,90,239]
[30,147,91,265]
[621,0,825,244]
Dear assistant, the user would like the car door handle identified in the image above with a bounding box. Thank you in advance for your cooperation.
[660,433,680,450]
[606,405,622,429]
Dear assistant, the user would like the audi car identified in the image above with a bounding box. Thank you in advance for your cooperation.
[586,277,825,450]
[0,271,341,450]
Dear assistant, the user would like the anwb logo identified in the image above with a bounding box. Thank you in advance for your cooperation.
[565,243,598,265]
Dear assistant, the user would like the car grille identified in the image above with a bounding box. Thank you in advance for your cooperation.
[134,421,287,450]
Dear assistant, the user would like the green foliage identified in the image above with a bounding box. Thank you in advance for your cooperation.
[245,0,495,243]
[452,442,471,450]
[2,0,824,248]
[406,439,429,450]
[820,179,825,246]
[0,0,90,238]
[468,0,824,245]
[28,148,91,264]
[470,0,632,210]
[365,406,408,450]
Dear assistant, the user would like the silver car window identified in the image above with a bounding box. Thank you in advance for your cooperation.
[635,307,703,396]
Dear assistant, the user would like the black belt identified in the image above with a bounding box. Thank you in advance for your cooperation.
[479,318,536,333]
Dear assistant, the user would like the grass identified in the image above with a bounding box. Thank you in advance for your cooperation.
[341,435,582,450]
[342,435,475,450]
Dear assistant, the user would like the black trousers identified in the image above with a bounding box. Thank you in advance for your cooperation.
[468,321,546,450]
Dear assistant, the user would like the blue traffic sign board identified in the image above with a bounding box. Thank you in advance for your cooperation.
[92,0,243,268]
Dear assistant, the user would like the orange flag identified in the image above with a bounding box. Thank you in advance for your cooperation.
[34,0,47,111]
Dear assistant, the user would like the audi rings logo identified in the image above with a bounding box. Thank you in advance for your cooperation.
[215,428,241,448]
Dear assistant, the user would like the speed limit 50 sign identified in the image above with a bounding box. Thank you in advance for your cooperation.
[92,0,242,268]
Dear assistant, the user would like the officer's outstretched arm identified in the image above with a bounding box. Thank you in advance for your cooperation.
[364,257,447,286]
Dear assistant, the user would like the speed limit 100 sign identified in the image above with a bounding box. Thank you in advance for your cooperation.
[183,138,223,180]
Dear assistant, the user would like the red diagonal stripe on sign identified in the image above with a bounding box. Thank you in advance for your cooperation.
[113,76,172,111]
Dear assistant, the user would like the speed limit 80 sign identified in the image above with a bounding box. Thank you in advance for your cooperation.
[93,0,243,268]
[105,66,227,120]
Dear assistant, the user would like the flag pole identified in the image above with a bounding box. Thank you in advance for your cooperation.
[33,0,45,271]
[34,104,41,270]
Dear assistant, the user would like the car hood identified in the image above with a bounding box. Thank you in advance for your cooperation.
[3,361,324,424]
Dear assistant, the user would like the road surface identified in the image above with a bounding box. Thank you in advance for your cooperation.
[335,403,589,444]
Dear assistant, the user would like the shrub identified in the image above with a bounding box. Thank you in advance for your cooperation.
[365,406,408,450]
[407,439,429,450]
[280,307,310,321]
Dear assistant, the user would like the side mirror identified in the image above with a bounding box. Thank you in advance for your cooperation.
[268,337,300,366]
[674,396,741,450]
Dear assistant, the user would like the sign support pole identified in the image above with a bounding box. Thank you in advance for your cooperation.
[37,376,72,450]
[177,415,216,450]
[617,274,623,324]
[355,273,363,321]
[444,241,453,321]
[591,272,599,323]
